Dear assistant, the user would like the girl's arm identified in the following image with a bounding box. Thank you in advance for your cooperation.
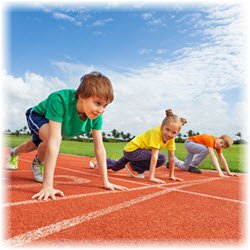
[208,147,228,178]
[32,120,64,200]
[168,150,183,181]
[92,129,127,191]
[149,148,165,184]
[218,153,238,176]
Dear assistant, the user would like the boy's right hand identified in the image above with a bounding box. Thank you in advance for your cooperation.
[32,187,64,201]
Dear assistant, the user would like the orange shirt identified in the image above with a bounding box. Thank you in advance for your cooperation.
[188,134,222,154]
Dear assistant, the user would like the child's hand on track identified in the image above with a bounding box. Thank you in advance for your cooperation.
[169,176,183,182]
[227,172,239,177]
[219,173,229,178]
[104,182,128,191]
[32,187,64,201]
[149,177,166,184]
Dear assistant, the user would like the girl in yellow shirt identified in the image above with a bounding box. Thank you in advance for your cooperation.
[91,109,187,183]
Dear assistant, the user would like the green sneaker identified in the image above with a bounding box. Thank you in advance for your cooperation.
[6,154,19,170]
[40,162,44,175]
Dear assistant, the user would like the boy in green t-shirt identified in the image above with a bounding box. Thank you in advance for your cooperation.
[6,71,127,200]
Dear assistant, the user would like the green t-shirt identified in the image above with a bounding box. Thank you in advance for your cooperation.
[33,89,102,137]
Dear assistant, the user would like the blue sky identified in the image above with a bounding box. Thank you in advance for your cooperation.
[2,1,248,139]
[8,6,205,76]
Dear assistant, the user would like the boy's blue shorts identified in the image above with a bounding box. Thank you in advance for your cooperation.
[25,108,49,147]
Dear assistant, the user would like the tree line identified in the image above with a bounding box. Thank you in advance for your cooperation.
[3,127,133,142]
[3,127,247,144]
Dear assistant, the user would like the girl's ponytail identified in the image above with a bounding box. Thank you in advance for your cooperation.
[162,108,187,129]
[165,109,174,117]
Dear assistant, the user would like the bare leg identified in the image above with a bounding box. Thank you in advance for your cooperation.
[13,138,37,155]
[30,124,50,182]
[36,123,50,162]
[37,142,46,162]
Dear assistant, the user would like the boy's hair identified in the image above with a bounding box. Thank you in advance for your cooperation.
[220,135,233,148]
[161,109,187,130]
[75,71,114,103]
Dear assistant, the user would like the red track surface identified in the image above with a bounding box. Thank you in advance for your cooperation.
[3,150,247,248]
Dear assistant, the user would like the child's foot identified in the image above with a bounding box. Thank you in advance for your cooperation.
[125,162,145,179]
[6,149,19,170]
[89,157,98,169]
[188,166,202,174]
[31,156,44,182]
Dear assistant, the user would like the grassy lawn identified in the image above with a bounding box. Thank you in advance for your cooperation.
[3,134,247,173]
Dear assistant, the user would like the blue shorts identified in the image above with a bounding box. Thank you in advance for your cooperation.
[25,108,49,147]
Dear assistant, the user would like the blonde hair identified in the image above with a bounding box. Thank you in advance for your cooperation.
[220,135,233,148]
[75,71,114,103]
[161,109,187,129]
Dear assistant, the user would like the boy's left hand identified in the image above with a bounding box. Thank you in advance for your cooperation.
[104,182,128,191]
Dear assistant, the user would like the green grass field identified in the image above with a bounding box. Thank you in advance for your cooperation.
[3,134,247,173]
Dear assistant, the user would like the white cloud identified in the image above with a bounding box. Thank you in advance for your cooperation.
[141,12,166,27]
[138,48,153,55]
[138,48,168,56]
[141,12,153,20]
[2,72,68,131]
[91,18,113,26]
[52,11,82,26]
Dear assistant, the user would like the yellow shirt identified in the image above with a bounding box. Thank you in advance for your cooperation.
[124,126,176,152]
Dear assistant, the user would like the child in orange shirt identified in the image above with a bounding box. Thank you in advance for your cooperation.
[174,134,238,177]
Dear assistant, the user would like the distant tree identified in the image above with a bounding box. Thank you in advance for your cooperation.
[86,132,92,139]
[235,132,242,139]
[116,132,120,139]
[126,132,131,140]
[120,131,125,140]
[23,126,28,134]
[187,130,195,137]
[111,129,120,139]
[177,132,182,139]
[15,130,20,137]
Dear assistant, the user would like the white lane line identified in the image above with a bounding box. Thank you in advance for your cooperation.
[4,178,216,208]
[4,184,163,207]
[175,189,246,204]
[59,166,150,186]
[5,179,218,247]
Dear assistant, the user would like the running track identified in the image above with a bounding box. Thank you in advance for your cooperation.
[3,150,247,248]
